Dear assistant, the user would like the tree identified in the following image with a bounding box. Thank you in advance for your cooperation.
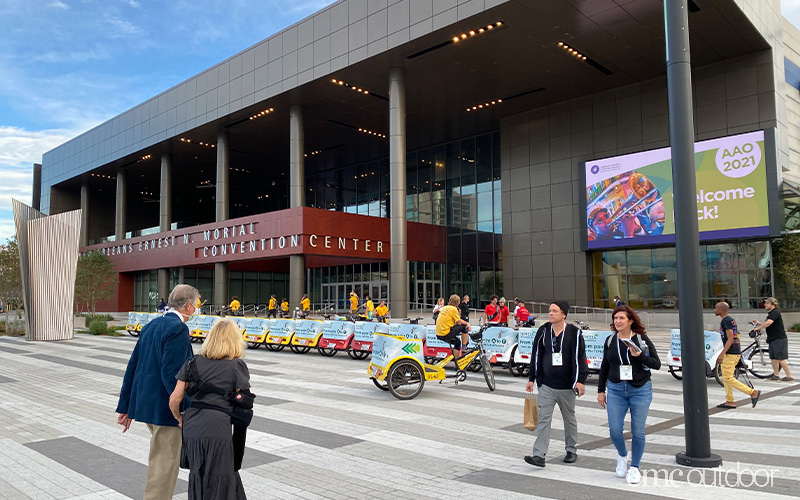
[75,250,118,315]
[0,238,23,332]
[773,234,800,297]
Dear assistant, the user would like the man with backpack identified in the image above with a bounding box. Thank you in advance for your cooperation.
[483,294,500,325]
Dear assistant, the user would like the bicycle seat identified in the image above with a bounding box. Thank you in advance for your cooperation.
[469,331,483,341]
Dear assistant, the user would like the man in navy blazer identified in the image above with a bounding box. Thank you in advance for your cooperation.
[117,284,198,500]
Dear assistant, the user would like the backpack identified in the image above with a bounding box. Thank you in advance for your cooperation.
[185,356,256,427]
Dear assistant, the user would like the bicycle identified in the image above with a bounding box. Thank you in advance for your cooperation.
[713,323,773,385]
[368,323,495,400]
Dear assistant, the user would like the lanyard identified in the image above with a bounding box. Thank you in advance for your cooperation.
[616,334,633,365]
[549,324,565,354]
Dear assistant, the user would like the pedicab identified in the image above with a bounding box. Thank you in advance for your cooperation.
[290,319,324,354]
[190,315,222,343]
[264,319,295,351]
[509,327,536,376]
[423,325,458,362]
[582,329,615,376]
[480,325,519,372]
[667,329,726,385]
[125,312,147,337]
[368,323,495,400]
[243,318,270,349]
[348,321,389,359]
[317,320,356,357]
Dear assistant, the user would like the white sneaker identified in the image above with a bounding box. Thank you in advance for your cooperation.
[616,455,629,477]
[626,466,641,484]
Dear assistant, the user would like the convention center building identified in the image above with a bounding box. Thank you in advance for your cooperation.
[35,0,800,314]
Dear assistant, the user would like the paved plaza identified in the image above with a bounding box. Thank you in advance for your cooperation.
[0,330,798,499]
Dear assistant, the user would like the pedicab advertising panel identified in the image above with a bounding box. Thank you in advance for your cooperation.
[513,327,537,364]
[582,330,615,372]
[388,323,427,340]
[368,332,424,381]
[351,321,389,351]
[266,319,295,345]
[423,325,453,359]
[233,317,251,334]
[481,326,518,364]
[292,319,324,347]
[319,321,357,350]
[243,318,270,344]
[191,315,221,341]
[667,329,725,378]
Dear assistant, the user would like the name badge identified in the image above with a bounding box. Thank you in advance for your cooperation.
[620,365,633,381]
[552,353,563,366]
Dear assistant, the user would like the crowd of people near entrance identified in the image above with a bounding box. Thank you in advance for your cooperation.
[120,284,793,497]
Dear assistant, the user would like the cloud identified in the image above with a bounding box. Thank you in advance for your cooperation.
[0,126,85,241]
[48,0,69,9]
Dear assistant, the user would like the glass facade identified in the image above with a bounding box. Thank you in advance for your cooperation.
[228,271,289,308]
[591,241,773,309]
[133,270,158,311]
[304,132,503,307]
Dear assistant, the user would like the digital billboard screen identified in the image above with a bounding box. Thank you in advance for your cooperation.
[584,130,770,249]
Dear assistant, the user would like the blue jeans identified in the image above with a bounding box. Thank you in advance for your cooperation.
[606,380,652,468]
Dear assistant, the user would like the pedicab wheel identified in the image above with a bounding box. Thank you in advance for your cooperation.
[266,343,285,352]
[508,361,527,377]
[318,346,337,357]
[668,366,682,380]
[372,377,389,391]
[247,342,261,349]
[127,330,138,337]
[714,363,742,387]
[290,345,311,354]
[348,350,370,360]
[387,360,425,400]
[480,354,496,391]
[455,370,467,382]
[748,347,773,378]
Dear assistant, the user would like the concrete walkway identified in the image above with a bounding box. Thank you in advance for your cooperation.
[0,331,797,499]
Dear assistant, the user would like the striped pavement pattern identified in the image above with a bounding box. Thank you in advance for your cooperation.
[0,330,797,499]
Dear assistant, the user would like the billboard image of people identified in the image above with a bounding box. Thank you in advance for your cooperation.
[584,130,770,249]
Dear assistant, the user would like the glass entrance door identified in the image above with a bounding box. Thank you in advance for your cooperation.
[414,280,441,311]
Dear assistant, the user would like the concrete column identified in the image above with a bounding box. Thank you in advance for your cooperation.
[80,176,89,247]
[290,105,305,208]
[160,154,172,232]
[289,105,306,307]
[157,269,169,303]
[214,262,227,311]
[389,67,408,317]
[178,267,185,284]
[115,168,126,241]
[215,130,230,308]
[216,129,230,222]
[32,163,42,211]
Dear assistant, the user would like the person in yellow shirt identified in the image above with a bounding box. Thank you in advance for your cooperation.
[299,294,311,319]
[280,298,289,318]
[365,295,375,320]
[435,294,471,357]
[195,297,207,315]
[229,296,241,315]
[267,294,277,318]
[376,300,389,321]
[349,291,358,313]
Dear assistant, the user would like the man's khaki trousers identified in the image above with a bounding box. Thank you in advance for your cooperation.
[144,423,182,500]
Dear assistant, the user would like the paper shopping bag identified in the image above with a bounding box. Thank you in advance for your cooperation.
[523,393,539,431]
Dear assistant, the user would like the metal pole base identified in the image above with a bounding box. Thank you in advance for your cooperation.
[676,452,722,468]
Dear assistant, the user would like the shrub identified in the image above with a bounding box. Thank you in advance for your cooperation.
[88,319,109,335]
[790,323,800,332]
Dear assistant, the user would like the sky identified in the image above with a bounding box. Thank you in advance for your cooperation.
[1,0,800,243]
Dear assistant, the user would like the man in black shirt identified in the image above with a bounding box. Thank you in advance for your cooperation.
[753,297,793,381]
[714,302,760,409]
[524,301,587,467]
